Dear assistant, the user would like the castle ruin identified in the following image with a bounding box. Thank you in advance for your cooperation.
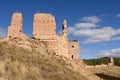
[7,13,28,39]
[108,57,114,66]
[7,12,80,60]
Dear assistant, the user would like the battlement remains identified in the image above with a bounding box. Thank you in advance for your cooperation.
[7,12,80,60]
[33,13,56,40]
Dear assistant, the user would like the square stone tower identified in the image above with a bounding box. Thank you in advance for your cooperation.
[7,13,22,38]
[33,13,56,40]
[7,12,28,39]
[69,41,80,60]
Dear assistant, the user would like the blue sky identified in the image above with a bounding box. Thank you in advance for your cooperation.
[0,0,120,59]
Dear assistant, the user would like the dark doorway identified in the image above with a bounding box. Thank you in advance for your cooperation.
[71,55,74,59]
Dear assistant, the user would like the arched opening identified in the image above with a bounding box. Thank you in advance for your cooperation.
[71,55,74,59]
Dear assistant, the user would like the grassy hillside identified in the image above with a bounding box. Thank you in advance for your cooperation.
[84,57,120,80]
[0,41,89,80]
[88,66,120,80]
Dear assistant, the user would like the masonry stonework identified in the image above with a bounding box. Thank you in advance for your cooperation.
[7,13,28,39]
[7,12,80,60]
[108,57,114,66]
[69,41,80,60]
[33,13,56,40]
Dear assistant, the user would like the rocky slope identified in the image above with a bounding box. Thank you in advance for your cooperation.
[0,41,90,80]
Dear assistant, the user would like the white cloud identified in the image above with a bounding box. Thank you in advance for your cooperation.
[67,26,75,34]
[75,23,97,29]
[116,14,120,18]
[97,48,120,58]
[83,27,120,43]
[0,27,7,37]
[68,25,120,44]
[68,15,120,44]
[81,15,101,24]
[112,36,120,41]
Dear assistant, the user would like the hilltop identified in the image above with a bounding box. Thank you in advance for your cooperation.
[0,12,100,80]
[1,12,120,80]
[1,40,119,80]
[0,40,90,80]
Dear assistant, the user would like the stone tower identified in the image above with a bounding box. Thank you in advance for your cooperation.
[33,13,56,40]
[7,12,80,60]
[7,13,22,38]
[110,57,114,66]
[62,20,68,37]
[108,57,114,66]
[7,12,27,39]
[69,41,80,60]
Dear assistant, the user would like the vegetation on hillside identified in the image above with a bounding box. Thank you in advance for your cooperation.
[85,57,120,80]
[0,41,89,80]
[83,57,120,66]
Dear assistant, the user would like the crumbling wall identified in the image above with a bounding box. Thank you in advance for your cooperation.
[32,13,70,59]
[7,12,80,60]
[68,41,80,60]
[33,13,56,40]
[108,57,114,66]
[57,36,69,59]
[41,36,69,59]
[7,12,28,39]
[41,40,58,55]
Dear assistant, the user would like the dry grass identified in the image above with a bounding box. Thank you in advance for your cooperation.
[88,66,120,80]
[0,41,89,80]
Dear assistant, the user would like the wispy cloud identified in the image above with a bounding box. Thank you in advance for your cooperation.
[0,27,7,37]
[96,48,120,58]
[68,26,120,44]
[75,23,97,29]
[68,15,120,44]
[112,36,120,41]
[116,14,120,18]
[81,15,101,24]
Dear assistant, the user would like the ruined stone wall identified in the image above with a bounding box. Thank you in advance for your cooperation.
[68,41,80,60]
[41,36,69,59]
[86,57,114,68]
[108,57,114,66]
[7,12,80,60]
[7,13,22,38]
[32,13,70,59]
[33,13,56,40]
[54,20,69,59]
[41,40,58,55]
[7,13,28,39]
[62,20,68,37]
[57,36,69,59]
[86,64,108,68]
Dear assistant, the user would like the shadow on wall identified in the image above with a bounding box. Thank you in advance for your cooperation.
[95,73,120,80]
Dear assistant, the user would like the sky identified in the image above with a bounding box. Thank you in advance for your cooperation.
[0,0,120,59]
